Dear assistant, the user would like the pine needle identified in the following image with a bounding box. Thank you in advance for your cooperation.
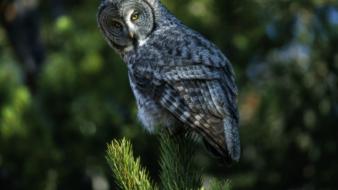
[159,132,202,190]
[106,138,157,190]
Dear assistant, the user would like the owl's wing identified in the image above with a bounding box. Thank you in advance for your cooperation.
[156,63,240,162]
[157,64,238,119]
[159,82,235,162]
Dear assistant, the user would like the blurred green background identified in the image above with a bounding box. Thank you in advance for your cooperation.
[0,0,337,189]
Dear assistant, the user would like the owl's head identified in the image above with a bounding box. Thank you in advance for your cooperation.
[97,0,159,52]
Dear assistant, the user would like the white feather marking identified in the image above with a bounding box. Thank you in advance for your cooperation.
[195,114,202,121]
[124,45,134,52]
[138,38,149,46]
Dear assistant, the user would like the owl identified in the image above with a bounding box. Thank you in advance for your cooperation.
[97,0,240,163]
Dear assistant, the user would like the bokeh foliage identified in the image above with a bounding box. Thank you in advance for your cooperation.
[0,0,337,189]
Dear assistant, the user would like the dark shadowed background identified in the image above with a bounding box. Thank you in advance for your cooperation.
[0,0,337,189]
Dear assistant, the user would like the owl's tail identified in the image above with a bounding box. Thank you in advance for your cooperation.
[202,118,240,164]
[223,118,241,161]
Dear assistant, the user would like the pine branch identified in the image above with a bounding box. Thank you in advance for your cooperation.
[106,138,157,190]
[159,132,202,190]
[105,133,231,190]
[206,179,231,190]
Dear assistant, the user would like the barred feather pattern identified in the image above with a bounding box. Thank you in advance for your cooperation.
[98,0,240,163]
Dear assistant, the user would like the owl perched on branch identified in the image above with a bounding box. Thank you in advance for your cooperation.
[97,0,240,163]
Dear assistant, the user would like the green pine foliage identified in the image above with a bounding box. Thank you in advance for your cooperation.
[205,179,231,190]
[106,138,157,190]
[159,132,202,190]
[106,132,229,190]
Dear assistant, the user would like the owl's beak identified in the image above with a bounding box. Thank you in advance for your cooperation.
[128,32,134,39]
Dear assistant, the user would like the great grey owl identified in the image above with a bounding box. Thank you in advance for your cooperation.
[97,0,240,163]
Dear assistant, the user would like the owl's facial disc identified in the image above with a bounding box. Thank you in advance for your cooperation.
[98,0,155,52]
[122,1,155,46]
[98,5,134,51]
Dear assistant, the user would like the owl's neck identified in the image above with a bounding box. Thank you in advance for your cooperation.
[154,3,181,29]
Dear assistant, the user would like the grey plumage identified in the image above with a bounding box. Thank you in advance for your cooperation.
[97,0,240,163]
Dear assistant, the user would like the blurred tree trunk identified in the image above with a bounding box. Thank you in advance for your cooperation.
[0,0,45,91]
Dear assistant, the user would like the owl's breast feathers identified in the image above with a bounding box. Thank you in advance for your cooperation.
[126,30,240,162]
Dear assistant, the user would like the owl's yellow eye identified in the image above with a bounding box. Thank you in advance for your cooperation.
[131,12,140,21]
